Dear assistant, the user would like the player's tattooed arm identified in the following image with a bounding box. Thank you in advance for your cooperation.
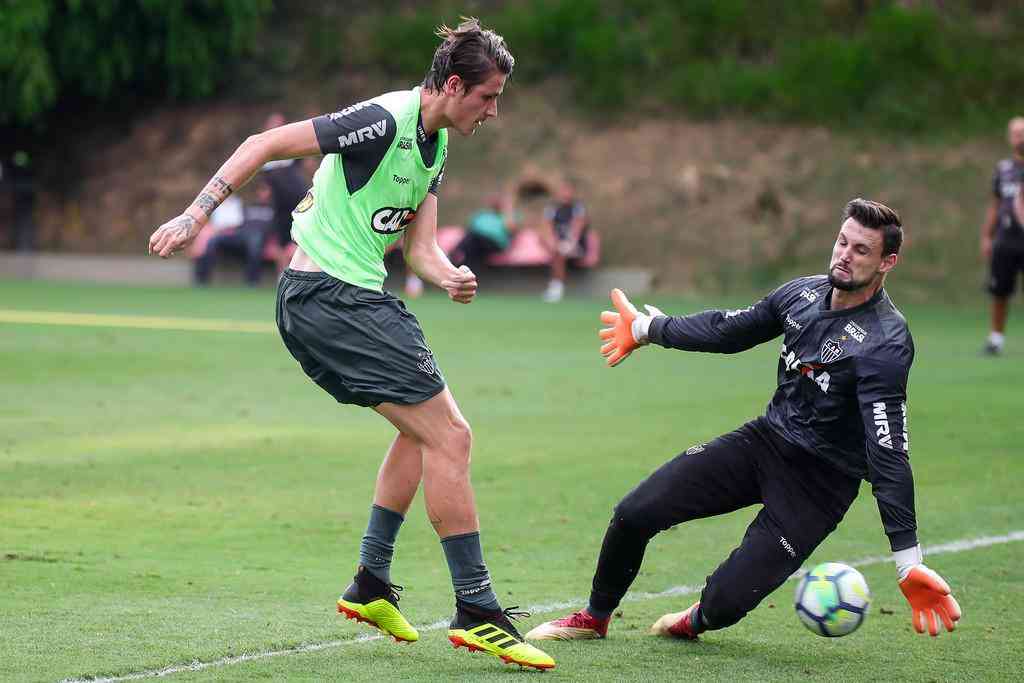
[148,175,235,258]
[148,211,204,258]
[166,214,198,240]
[191,176,234,218]
[149,119,320,258]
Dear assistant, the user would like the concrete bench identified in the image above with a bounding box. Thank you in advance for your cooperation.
[434,225,601,269]
[188,223,597,274]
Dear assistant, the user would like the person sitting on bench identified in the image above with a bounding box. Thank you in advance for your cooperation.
[450,190,519,270]
[540,179,590,302]
[194,182,275,286]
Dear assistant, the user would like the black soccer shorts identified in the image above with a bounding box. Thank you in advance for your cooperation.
[988,240,1024,297]
[276,269,446,407]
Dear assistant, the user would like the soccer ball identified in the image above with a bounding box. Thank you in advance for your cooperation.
[794,562,870,637]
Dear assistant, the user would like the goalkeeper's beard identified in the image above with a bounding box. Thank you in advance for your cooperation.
[828,264,876,292]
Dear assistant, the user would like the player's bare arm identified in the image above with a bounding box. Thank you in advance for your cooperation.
[564,209,587,253]
[500,188,519,232]
[980,196,999,261]
[148,120,319,258]
[403,193,478,304]
[532,211,551,250]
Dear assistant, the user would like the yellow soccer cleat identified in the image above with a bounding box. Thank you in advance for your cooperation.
[337,566,419,643]
[448,602,555,670]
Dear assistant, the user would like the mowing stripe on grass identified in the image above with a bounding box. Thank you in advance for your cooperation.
[63,530,1023,682]
[0,309,274,334]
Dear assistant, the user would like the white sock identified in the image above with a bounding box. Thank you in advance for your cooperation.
[989,331,1005,347]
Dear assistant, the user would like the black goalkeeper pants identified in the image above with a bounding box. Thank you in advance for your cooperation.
[589,417,860,630]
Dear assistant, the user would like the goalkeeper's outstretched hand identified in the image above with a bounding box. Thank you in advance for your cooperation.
[896,550,961,636]
[598,288,664,367]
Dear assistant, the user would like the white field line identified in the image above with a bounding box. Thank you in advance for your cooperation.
[63,530,1024,682]
[0,309,275,334]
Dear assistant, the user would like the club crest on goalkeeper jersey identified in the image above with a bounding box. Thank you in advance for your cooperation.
[647,275,918,550]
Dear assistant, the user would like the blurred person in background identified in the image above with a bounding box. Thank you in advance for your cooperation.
[540,179,589,303]
[0,150,36,252]
[981,116,1024,355]
[528,199,961,646]
[450,188,519,270]
[146,17,554,672]
[0,156,10,249]
[193,181,274,286]
[260,112,310,273]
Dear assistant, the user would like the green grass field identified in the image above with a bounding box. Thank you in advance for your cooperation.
[1,280,1021,682]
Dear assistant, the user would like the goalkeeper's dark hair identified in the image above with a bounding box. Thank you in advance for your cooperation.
[844,198,903,256]
[422,17,514,93]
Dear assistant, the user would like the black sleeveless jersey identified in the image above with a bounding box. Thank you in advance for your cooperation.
[648,275,917,551]
[992,158,1024,243]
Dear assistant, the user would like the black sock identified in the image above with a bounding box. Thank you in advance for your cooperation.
[358,504,404,583]
[441,531,501,611]
[693,604,708,633]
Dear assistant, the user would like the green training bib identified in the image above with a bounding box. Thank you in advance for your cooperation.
[292,88,447,291]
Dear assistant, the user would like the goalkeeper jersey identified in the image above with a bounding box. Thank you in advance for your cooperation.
[648,275,918,551]
[292,87,448,291]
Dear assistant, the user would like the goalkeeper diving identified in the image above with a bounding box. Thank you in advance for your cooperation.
[527,198,961,643]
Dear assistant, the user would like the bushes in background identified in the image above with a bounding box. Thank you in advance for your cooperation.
[4,1,1021,133]
[1,0,271,125]
[356,0,1023,132]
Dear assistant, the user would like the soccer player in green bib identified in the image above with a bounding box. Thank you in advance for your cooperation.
[148,18,554,671]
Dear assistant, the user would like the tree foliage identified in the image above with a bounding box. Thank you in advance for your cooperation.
[353,0,1024,132]
[0,0,271,125]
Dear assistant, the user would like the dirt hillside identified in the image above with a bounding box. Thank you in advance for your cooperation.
[33,79,999,299]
